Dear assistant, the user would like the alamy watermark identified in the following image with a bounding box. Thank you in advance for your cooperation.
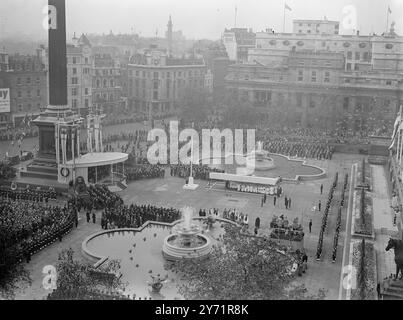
[147,121,256,174]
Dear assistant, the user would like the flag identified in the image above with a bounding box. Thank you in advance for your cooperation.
[285,3,292,11]
[388,6,392,14]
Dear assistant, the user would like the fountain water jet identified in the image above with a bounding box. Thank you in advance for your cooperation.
[162,207,212,261]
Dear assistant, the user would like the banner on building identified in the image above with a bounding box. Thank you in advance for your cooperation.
[0,88,10,113]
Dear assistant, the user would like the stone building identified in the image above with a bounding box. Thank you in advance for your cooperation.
[67,34,93,116]
[222,28,256,63]
[0,53,48,127]
[91,46,124,114]
[225,21,403,133]
[127,47,206,115]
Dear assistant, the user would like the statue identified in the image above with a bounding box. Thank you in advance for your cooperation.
[148,274,168,293]
[385,238,403,280]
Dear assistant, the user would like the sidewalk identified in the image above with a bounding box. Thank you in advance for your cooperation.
[371,165,399,282]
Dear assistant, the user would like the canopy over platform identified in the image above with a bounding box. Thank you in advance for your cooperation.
[209,172,280,186]
[65,152,128,168]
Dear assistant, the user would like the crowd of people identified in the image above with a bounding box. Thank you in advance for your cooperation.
[0,127,38,142]
[87,185,124,211]
[316,173,339,260]
[262,140,334,160]
[125,165,165,181]
[0,199,76,263]
[170,164,224,180]
[101,203,181,229]
[0,187,57,202]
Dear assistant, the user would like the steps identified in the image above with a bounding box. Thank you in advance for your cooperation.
[382,280,403,300]
[21,162,59,181]
[20,170,58,181]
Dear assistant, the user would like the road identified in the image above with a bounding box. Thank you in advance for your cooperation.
[338,163,357,300]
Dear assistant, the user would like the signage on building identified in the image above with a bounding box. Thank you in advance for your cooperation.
[0,88,10,113]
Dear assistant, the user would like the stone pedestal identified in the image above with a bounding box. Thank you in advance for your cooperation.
[183,177,199,190]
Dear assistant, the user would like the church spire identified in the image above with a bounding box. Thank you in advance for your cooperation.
[167,15,173,57]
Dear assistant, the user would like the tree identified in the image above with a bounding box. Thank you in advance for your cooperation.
[178,86,211,123]
[0,234,30,299]
[0,163,16,181]
[168,224,325,300]
[48,248,126,300]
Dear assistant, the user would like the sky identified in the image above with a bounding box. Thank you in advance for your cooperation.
[0,0,402,41]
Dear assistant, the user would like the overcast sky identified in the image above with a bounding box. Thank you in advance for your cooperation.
[0,0,402,40]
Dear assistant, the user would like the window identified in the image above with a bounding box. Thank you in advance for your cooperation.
[354,64,359,71]
[135,71,139,77]
[85,88,89,95]
[110,79,114,87]
[142,71,146,77]
[96,79,100,88]
[386,80,392,86]
[72,99,77,108]
[322,41,326,47]
[347,51,352,59]
[307,30,311,34]
[346,63,352,70]
[85,99,89,108]
[311,71,317,82]
[103,79,107,87]
[37,89,40,97]
[72,57,77,64]
[153,91,158,100]
[153,72,159,79]
[72,77,78,84]
[17,78,21,85]
[72,88,78,96]
[109,94,114,101]
[344,78,350,83]
[85,57,89,64]
[355,52,360,60]
[18,104,23,112]
[36,77,40,84]
[297,70,303,82]
[296,93,303,107]
[17,91,22,98]
[324,71,330,83]
[73,68,77,75]
[27,77,31,84]
[363,52,369,61]
[309,100,315,108]
[27,90,31,98]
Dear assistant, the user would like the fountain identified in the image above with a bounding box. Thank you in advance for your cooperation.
[162,207,212,261]
[245,141,276,172]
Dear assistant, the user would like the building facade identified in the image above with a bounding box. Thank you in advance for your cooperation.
[67,34,93,116]
[222,28,256,63]
[127,47,206,115]
[293,19,340,35]
[91,46,124,114]
[0,53,48,127]
[225,21,403,133]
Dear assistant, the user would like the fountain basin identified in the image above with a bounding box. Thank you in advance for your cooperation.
[162,234,212,261]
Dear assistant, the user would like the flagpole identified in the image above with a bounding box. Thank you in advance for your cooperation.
[386,7,390,33]
[283,3,286,33]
